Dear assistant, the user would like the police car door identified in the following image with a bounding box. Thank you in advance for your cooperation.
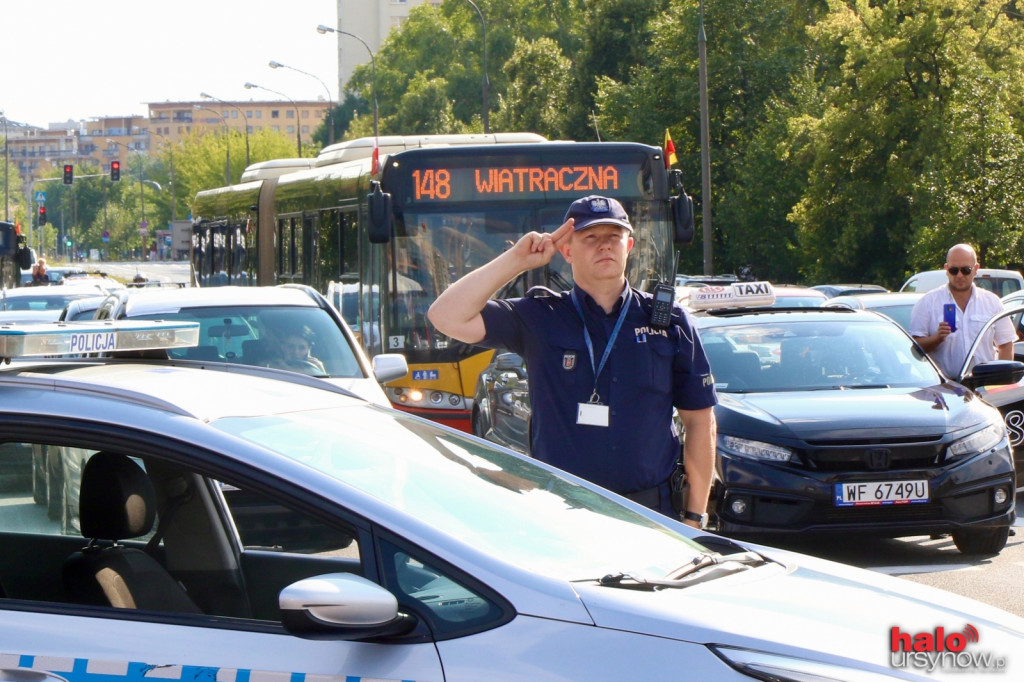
[0,438,445,682]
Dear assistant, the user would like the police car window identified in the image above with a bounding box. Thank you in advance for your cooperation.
[0,439,363,627]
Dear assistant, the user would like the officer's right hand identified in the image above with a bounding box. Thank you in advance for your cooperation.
[510,219,575,270]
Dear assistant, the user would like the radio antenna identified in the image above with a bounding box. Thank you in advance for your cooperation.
[591,110,602,142]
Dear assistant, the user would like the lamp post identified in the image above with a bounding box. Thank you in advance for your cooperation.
[459,0,489,133]
[193,105,231,185]
[698,0,712,274]
[269,60,335,146]
[1,110,8,221]
[316,25,378,142]
[200,92,250,167]
[149,130,176,221]
[244,82,302,156]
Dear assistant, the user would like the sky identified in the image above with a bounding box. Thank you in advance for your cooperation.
[3,0,343,128]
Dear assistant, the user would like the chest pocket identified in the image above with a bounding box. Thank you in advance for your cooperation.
[643,334,677,393]
[547,328,592,392]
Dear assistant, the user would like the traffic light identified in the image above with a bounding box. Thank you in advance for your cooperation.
[63,164,74,185]
[65,238,73,248]
[110,160,121,182]
[38,206,47,225]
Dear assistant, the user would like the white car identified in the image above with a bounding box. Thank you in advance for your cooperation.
[0,320,1021,682]
[901,268,1024,297]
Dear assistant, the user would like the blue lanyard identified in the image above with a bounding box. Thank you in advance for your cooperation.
[571,288,632,403]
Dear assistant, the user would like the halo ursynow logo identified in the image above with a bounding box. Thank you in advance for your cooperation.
[890,624,1006,673]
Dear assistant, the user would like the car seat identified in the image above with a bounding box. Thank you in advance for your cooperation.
[61,452,202,612]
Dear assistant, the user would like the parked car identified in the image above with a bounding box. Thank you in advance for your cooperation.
[811,283,889,298]
[768,284,828,308]
[0,281,109,312]
[821,291,925,332]
[901,268,1024,297]
[2,318,1023,681]
[39,285,408,531]
[691,284,1023,554]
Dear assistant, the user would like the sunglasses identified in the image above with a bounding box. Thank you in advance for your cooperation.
[946,266,975,276]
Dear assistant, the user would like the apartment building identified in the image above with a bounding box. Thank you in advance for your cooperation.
[5,99,328,185]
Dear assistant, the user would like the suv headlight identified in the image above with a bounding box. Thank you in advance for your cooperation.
[719,434,794,463]
[947,422,1004,459]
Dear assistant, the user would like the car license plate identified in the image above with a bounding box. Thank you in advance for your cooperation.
[834,480,929,507]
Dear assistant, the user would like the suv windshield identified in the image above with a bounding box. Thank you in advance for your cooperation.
[131,305,363,378]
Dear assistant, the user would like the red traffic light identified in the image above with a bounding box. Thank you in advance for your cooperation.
[38,206,47,225]
[110,161,121,182]
[63,164,74,185]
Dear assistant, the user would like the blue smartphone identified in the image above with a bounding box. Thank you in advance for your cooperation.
[943,303,957,332]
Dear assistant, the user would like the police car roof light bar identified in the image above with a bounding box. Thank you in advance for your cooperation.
[688,281,777,310]
[0,320,201,359]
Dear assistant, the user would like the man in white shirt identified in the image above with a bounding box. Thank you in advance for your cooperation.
[909,243,1014,378]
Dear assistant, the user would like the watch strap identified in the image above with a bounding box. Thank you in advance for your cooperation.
[683,510,706,525]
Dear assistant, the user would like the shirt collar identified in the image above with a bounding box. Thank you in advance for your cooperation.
[573,282,630,316]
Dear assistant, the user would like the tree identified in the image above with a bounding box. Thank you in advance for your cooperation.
[790,0,1024,285]
[492,37,573,138]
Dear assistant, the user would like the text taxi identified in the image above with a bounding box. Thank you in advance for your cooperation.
[1,321,1024,681]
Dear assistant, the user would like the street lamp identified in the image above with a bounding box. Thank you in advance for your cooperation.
[459,0,489,133]
[316,25,378,142]
[193,105,231,185]
[149,130,177,220]
[244,82,302,156]
[1,110,8,221]
[200,92,250,167]
[269,60,335,146]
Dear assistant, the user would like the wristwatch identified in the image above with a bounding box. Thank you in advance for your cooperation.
[683,510,708,529]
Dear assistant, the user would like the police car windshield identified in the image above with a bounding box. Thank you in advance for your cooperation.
[698,317,941,393]
[211,405,708,581]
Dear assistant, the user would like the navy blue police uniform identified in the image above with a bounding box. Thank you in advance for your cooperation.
[480,284,717,515]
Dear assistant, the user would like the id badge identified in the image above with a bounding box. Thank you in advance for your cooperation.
[577,402,609,427]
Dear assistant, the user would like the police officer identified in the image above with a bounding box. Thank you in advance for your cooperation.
[428,195,717,527]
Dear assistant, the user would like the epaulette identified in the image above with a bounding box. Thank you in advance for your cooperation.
[525,285,561,299]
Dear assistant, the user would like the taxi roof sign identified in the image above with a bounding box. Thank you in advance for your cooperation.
[688,281,776,310]
[0,320,200,359]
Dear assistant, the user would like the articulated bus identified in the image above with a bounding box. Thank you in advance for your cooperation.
[191,134,694,431]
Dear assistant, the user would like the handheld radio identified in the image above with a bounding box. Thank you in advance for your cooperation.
[650,283,675,328]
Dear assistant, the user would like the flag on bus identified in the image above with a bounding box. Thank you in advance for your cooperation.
[664,129,678,169]
[371,139,380,176]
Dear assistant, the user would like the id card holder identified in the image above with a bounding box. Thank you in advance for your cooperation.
[577,402,609,427]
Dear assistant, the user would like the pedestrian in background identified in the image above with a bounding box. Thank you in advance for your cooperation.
[31,258,49,285]
[428,195,717,528]
[909,243,1014,377]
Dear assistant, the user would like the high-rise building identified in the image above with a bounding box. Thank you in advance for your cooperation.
[334,0,441,94]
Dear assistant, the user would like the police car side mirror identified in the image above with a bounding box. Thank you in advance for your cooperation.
[280,573,419,641]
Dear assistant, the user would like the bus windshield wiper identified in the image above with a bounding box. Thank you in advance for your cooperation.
[596,551,769,590]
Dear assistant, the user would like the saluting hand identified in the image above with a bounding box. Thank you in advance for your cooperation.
[508,219,575,271]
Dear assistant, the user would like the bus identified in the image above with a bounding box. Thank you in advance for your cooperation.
[191,134,694,431]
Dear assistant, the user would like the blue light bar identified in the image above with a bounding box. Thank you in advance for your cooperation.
[0,320,200,358]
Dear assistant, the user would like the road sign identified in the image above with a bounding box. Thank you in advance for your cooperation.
[140,219,149,229]
[34,191,46,203]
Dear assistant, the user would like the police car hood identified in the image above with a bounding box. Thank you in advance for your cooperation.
[716,383,986,439]
[571,546,1024,674]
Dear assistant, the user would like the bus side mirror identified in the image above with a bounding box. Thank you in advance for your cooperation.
[367,181,393,244]
[671,193,694,245]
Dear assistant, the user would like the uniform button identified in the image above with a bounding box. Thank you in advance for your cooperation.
[612,377,618,382]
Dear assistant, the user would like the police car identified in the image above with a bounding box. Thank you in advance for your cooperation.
[2,321,1024,681]
[692,282,1023,554]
